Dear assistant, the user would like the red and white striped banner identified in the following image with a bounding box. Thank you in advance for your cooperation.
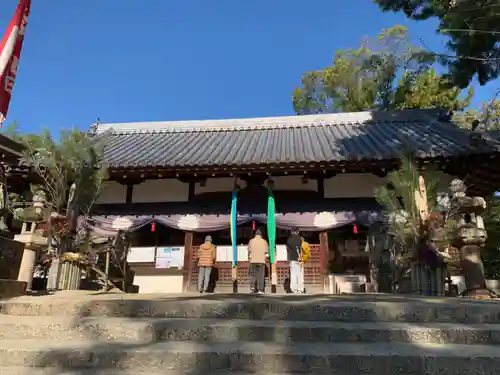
[0,0,31,125]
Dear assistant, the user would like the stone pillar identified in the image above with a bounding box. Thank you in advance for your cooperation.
[14,223,48,292]
[17,246,37,291]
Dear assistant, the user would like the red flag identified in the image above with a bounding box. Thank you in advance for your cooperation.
[0,0,31,125]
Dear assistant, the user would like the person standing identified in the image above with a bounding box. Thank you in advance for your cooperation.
[248,229,269,294]
[197,235,216,294]
[286,228,304,293]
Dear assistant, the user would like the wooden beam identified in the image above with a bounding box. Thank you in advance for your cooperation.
[319,231,329,293]
[188,181,195,201]
[317,176,324,198]
[125,183,133,204]
[182,232,194,292]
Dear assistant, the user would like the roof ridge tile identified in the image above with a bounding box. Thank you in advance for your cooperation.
[97,109,449,135]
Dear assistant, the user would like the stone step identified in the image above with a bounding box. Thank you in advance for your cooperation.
[0,370,308,375]
[0,339,498,374]
[2,293,500,323]
[2,315,500,345]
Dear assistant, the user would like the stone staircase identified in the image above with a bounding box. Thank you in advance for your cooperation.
[0,292,500,374]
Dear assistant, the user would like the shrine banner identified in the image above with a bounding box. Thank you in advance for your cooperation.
[0,0,31,124]
[267,188,276,264]
[230,190,237,268]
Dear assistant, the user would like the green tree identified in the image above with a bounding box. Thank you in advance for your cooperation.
[454,97,500,130]
[373,0,500,88]
[374,154,440,264]
[0,121,43,145]
[0,121,22,141]
[293,26,472,115]
[483,196,500,279]
[373,154,462,292]
[10,127,108,254]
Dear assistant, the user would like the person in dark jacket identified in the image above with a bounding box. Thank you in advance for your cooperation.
[286,228,304,293]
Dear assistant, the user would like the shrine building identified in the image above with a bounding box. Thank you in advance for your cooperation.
[88,109,500,294]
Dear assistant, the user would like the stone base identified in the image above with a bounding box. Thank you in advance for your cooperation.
[461,287,498,299]
[1,292,500,322]
[0,293,500,374]
[0,279,26,299]
[0,340,497,374]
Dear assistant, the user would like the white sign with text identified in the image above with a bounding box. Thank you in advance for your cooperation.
[127,247,156,263]
[155,246,185,269]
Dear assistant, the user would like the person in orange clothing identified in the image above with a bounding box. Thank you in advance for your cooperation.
[197,235,216,293]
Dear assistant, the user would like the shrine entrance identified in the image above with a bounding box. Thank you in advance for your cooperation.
[188,223,321,293]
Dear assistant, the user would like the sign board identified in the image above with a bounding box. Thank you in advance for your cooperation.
[127,247,156,263]
[275,245,287,261]
[216,246,231,262]
[215,245,249,262]
[332,274,367,284]
[237,245,248,262]
[155,246,185,269]
[213,244,288,262]
[331,273,367,294]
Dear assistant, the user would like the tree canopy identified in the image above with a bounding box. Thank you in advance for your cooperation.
[0,121,23,141]
[373,0,500,88]
[454,98,500,130]
[20,128,108,215]
[7,127,108,253]
[374,154,440,258]
[293,26,473,115]
[483,196,500,279]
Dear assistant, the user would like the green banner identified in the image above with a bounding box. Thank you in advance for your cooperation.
[267,187,276,264]
[230,190,237,268]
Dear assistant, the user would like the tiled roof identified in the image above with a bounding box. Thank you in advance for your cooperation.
[0,134,24,158]
[96,109,500,168]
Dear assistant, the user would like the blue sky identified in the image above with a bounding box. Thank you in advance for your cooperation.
[0,0,498,135]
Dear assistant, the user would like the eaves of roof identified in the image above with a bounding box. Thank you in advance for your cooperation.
[96,109,500,169]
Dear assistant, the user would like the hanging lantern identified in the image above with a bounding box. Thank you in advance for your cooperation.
[353,223,358,234]
[252,221,256,231]
[151,219,156,232]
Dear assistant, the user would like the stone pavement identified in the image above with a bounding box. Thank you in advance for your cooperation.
[0,291,500,374]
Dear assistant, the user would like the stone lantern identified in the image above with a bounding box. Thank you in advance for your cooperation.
[449,179,490,297]
[14,222,48,292]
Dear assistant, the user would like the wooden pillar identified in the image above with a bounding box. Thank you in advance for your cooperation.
[319,231,329,293]
[317,176,325,198]
[188,181,195,201]
[182,232,194,291]
[125,183,133,204]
